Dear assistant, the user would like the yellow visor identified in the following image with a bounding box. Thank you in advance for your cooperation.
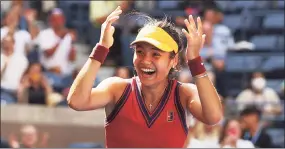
[130,26,178,53]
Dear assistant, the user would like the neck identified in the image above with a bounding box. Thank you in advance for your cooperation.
[249,123,259,136]
[141,79,168,103]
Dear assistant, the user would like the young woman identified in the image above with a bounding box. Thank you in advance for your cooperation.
[219,119,255,148]
[67,6,222,148]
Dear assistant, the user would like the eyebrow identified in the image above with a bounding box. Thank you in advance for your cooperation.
[135,43,162,52]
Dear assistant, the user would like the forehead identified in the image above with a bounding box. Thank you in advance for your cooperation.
[228,120,239,126]
[50,13,64,21]
[134,42,162,52]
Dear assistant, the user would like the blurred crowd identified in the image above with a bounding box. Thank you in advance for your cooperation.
[1,0,284,148]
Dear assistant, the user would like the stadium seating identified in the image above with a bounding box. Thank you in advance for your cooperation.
[266,79,284,92]
[261,55,285,71]
[263,13,284,29]
[250,35,279,51]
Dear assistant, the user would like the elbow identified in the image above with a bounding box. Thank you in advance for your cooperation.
[67,96,89,111]
[67,100,81,111]
[205,112,223,126]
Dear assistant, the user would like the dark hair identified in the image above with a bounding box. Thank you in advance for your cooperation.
[240,105,262,119]
[23,62,44,76]
[128,12,186,79]
[218,118,240,144]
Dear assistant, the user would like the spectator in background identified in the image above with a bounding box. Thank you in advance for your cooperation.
[1,33,28,103]
[236,72,281,115]
[8,125,49,148]
[193,121,221,147]
[219,118,255,148]
[114,67,131,79]
[1,5,32,56]
[200,5,235,60]
[89,1,131,66]
[198,5,234,98]
[36,8,76,76]
[17,62,53,105]
[239,105,275,148]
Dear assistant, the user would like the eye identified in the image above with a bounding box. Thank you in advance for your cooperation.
[136,50,143,55]
[153,52,161,57]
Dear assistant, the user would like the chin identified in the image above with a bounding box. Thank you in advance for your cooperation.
[137,72,167,87]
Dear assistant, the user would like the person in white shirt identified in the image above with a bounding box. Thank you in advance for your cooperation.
[36,8,76,76]
[1,33,28,98]
[219,118,255,148]
[200,6,235,61]
[1,6,32,56]
[236,72,281,115]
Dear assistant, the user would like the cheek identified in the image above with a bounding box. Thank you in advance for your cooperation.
[133,55,139,69]
[155,60,172,75]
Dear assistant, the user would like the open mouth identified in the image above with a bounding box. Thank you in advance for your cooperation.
[141,68,156,76]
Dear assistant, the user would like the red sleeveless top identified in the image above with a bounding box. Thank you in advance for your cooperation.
[105,77,188,148]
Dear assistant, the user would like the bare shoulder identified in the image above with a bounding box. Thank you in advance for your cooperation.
[97,76,131,100]
[178,82,198,97]
[177,82,198,107]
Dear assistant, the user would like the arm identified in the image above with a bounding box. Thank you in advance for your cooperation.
[41,29,67,58]
[67,58,113,111]
[67,6,122,111]
[41,76,53,94]
[68,46,76,62]
[1,54,7,74]
[43,41,60,58]
[17,76,30,103]
[182,15,223,125]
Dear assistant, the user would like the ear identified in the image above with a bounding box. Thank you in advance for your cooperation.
[172,54,179,68]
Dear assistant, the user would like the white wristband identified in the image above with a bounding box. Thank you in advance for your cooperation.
[193,73,208,80]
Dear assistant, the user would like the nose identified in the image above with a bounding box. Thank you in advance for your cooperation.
[141,53,152,65]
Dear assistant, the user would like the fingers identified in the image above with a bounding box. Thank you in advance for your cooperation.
[184,19,194,38]
[107,6,122,21]
[105,6,122,28]
[197,17,203,35]
[182,28,190,40]
[105,16,120,29]
[188,15,197,33]
[200,34,206,49]
[183,15,203,37]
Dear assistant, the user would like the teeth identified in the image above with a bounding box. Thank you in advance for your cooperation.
[141,68,155,73]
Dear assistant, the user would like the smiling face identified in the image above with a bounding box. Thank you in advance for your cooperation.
[225,120,242,140]
[133,42,177,86]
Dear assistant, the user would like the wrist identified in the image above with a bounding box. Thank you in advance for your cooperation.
[89,43,109,64]
[188,55,200,60]
[187,56,206,77]
[99,40,109,49]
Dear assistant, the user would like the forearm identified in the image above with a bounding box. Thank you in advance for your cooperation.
[44,43,60,57]
[67,43,109,109]
[67,58,101,108]
[188,56,222,124]
[68,46,76,62]
[17,87,29,103]
[195,74,222,124]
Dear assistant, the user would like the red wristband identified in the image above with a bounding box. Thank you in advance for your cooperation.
[188,56,206,76]
[89,43,109,64]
